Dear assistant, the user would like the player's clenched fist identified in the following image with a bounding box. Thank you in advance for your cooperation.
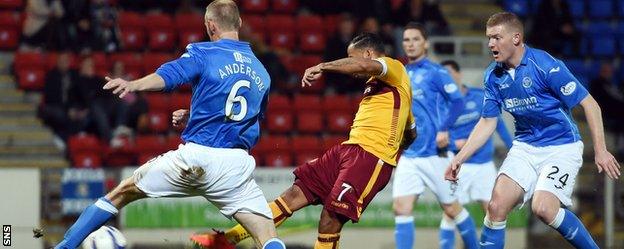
[445,158,462,182]
[301,64,323,87]
[172,109,190,128]
[103,76,134,98]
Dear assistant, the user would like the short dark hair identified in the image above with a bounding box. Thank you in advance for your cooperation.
[441,60,460,72]
[486,12,524,34]
[404,22,428,40]
[205,0,241,31]
[349,33,385,54]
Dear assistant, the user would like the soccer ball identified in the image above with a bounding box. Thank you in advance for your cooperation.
[81,226,127,249]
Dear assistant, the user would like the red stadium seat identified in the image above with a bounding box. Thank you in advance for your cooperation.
[135,135,169,154]
[120,28,146,50]
[299,31,325,53]
[292,135,322,164]
[110,52,143,76]
[299,76,325,94]
[269,31,295,50]
[147,111,169,133]
[266,110,293,133]
[175,13,204,31]
[296,112,323,133]
[14,51,45,71]
[296,15,323,32]
[16,69,45,90]
[322,135,347,151]
[323,15,341,36]
[267,94,292,112]
[0,11,21,27]
[242,15,265,34]
[148,29,175,51]
[171,93,191,111]
[322,94,352,112]
[272,0,297,13]
[117,11,144,29]
[68,133,102,154]
[144,93,170,112]
[0,27,18,49]
[146,13,175,51]
[241,0,269,13]
[327,111,353,133]
[293,95,322,111]
[143,53,173,73]
[72,152,102,168]
[290,55,322,76]
[179,30,205,48]
[103,136,137,167]
[264,151,293,167]
[266,15,295,32]
[350,94,363,114]
[254,135,290,154]
[0,0,22,9]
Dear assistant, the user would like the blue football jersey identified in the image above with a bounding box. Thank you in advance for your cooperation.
[403,58,463,157]
[156,39,271,149]
[481,46,588,147]
[450,86,513,164]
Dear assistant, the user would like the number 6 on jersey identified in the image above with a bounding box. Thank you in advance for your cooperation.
[225,80,251,121]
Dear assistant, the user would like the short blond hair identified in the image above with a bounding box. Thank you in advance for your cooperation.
[205,0,241,31]
[486,12,524,34]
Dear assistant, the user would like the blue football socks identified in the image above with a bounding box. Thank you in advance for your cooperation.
[263,238,286,249]
[439,217,455,249]
[549,208,599,249]
[455,209,478,249]
[395,216,415,249]
[55,197,118,249]
[480,217,506,249]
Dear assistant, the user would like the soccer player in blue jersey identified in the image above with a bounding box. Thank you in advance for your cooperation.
[446,12,620,249]
[54,1,286,249]
[392,22,479,249]
[437,60,514,249]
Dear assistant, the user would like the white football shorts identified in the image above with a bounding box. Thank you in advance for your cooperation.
[456,161,497,204]
[132,142,272,219]
[498,141,583,207]
[392,155,458,204]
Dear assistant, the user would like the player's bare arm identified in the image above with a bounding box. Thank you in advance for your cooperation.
[301,57,382,86]
[103,73,166,98]
[445,117,498,181]
[579,95,621,179]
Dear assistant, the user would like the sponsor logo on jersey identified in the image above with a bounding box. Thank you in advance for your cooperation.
[444,83,458,93]
[504,96,539,110]
[560,81,577,96]
[233,52,252,64]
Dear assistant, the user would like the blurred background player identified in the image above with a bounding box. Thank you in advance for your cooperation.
[54,1,286,249]
[446,12,621,249]
[437,59,514,249]
[191,32,416,249]
[392,22,479,249]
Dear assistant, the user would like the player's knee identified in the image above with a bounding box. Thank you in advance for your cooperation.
[531,200,558,223]
[393,199,413,215]
[486,200,508,221]
[441,202,462,218]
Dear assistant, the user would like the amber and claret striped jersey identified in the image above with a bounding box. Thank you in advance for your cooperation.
[343,57,414,166]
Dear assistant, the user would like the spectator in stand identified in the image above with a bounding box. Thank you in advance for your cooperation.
[360,17,397,57]
[21,0,66,50]
[589,62,624,154]
[528,0,580,56]
[91,0,120,52]
[75,57,131,146]
[38,53,86,143]
[323,13,358,93]
[72,18,102,53]
[109,61,149,132]
[391,0,450,36]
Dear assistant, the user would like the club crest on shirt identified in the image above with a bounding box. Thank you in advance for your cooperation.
[522,77,532,88]
[466,101,477,110]
[561,81,577,96]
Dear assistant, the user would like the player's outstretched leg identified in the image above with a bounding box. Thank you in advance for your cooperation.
[393,194,416,249]
[533,191,599,249]
[191,185,310,248]
[480,175,524,249]
[55,177,146,249]
[315,208,348,249]
[438,215,455,249]
[441,202,478,249]
[233,212,286,249]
